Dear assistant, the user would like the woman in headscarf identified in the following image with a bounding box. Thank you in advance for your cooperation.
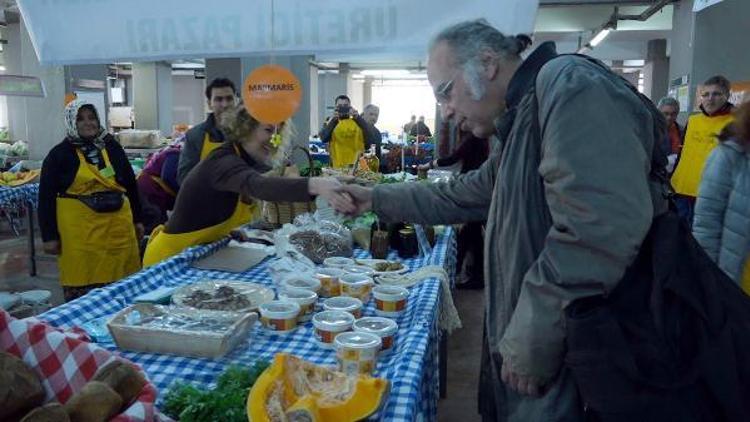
[39,100,143,302]
[143,104,353,267]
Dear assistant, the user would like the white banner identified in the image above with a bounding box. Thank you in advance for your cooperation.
[17,0,539,65]
[693,0,725,12]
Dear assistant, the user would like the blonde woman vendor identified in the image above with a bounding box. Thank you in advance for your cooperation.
[38,100,143,302]
[143,104,353,267]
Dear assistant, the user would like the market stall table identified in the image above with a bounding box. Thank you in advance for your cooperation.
[39,228,457,421]
[0,183,41,276]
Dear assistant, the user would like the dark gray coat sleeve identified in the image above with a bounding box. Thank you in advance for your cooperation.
[371,146,500,225]
[177,127,204,184]
[319,118,338,143]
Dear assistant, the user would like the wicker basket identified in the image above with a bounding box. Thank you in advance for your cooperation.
[262,146,317,227]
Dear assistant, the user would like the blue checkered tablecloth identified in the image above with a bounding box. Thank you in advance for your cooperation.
[40,227,457,421]
[0,183,39,209]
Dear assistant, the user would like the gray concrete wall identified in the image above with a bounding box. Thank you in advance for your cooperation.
[4,20,66,159]
[133,62,173,136]
[691,0,750,91]
[316,72,348,134]
[172,75,205,127]
[205,58,242,93]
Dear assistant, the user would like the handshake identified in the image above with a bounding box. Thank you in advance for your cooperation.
[307,177,374,217]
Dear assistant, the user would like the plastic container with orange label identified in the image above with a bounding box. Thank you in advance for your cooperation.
[278,288,317,323]
[353,317,398,352]
[312,310,354,349]
[323,296,363,318]
[339,274,374,303]
[315,268,343,298]
[259,301,300,333]
[334,331,382,376]
[373,285,409,317]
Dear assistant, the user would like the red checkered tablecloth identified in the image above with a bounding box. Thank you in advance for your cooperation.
[0,310,158,421]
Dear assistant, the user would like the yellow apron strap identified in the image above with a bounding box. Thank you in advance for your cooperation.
[74,148,126,193]
[149,175,177,197]
[200,132,223,160]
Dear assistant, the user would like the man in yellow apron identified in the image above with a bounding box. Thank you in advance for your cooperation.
[38,100,142,302]
[177,77,237,183]
[671,75,735,224]
[319,94,377,169]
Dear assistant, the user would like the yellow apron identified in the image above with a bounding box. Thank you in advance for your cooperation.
[741,257,750,295]
[56,149,141,287]
[671,113,734,197]
[199,132,223,160]
[329,118,365,169]
[142,145,259,267]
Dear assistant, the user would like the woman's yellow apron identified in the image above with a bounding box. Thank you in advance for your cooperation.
[142,145,259,267]
[329,118,365,168]
[200,132,222,160]
[56,149,141,287]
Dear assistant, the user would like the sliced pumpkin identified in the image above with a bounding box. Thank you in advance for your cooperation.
[247,353,389,422]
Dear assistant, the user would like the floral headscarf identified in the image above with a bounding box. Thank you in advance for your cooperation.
[64,99,108,166]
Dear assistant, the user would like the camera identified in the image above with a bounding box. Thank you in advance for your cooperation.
[336,105,351,119]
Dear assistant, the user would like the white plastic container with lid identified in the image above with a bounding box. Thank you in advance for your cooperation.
[281,276,322,295]
[323,257,355,268]
[342,265,376,277]
[259,301,300,333]
[315,267,344,298]
[312,310,355,349]
[372,285,410,317]
[323,296,363,318]
[278,288,318,323]
[353,317,399,351]
[334,331,382,375]
[339,274,374,303]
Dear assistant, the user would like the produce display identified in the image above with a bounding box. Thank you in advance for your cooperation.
[0,169,40,187]
[164,362,269,422]
[247,353,389,422]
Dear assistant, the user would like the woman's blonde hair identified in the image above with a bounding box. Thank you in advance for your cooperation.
[218,103,295,165]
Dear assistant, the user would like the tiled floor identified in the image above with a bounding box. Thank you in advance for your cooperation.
[0,220,485,421]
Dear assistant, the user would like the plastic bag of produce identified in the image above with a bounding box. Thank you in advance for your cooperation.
[10,140,28,156]
[274,213,353,264]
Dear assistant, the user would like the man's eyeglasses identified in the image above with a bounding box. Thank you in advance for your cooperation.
[701,91,726,99]
[435,77,455,105]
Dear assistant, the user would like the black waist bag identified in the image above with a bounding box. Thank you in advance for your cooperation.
[564,212,750,422]
[60,191,124,213]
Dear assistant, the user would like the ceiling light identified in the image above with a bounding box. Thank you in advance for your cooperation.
[590,28,612,47]
[0,65,6,72]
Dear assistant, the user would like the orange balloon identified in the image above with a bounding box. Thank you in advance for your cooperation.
[242,64,303,124]
[64,93,77,106]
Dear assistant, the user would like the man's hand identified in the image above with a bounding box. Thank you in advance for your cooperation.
[332,110,340,120]
[337,184,373,216]
[309,177,356,214]
[501,359,543,397]
[43,240,61,255]
[135,223,145,241]
[350,107,359,118]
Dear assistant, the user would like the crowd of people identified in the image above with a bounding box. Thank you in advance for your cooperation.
[34,16,750,421]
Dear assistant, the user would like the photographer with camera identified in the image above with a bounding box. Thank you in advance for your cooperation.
[319,95,375,168]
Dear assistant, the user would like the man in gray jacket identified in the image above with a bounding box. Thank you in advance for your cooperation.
[177,78,236,184]
[338,20,667,420]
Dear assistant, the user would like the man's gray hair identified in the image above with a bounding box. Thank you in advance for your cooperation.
[429,19,529,101]
[657,97,680,110]
[363,104,379,113]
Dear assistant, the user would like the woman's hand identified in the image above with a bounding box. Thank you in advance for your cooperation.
[308,177,356,214]
[43,240,61,255]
